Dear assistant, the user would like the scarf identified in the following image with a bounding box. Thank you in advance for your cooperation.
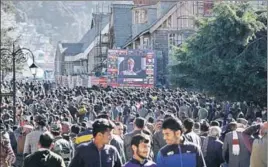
[232,131,240,155]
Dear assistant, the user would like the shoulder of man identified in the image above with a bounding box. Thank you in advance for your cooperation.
[75,141,92,152]
[160,142,200,157]
[49,150,66,160]
[104,144,118,152]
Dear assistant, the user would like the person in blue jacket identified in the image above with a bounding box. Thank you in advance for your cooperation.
[156,117,206,167]
[124,134,157,167]
[69,118,122,167]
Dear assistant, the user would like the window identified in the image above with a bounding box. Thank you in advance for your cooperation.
[134,9,147,24]
[167,16,172,28]
[168,33,176,49]
[177,34,183,46]
[143,37,149,49]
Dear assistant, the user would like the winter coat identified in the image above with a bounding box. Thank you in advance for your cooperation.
[23,149,65,167]
[222,125,260,167]
[201,136,224,167]
[250,134,267,167]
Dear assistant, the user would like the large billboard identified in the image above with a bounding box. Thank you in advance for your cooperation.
[107,49,155,88]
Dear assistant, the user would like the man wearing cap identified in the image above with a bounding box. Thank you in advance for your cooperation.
[50,123,73,167]
[69,118,122,167]
[23,114,48,157]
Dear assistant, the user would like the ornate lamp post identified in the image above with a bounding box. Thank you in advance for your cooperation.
[0,42,37,124]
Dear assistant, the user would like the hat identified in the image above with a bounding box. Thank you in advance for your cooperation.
[50,123,62,132]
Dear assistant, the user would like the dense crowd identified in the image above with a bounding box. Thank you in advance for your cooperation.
[0,80,267,167]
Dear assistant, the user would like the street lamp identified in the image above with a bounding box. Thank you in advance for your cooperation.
[0,42,36,124]
[29,63,38,79]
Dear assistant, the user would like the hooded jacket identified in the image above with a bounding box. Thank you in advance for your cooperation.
[124,158,157,167]
[156,139,206,167]
[23,149,65,167]
[69,141,122,167]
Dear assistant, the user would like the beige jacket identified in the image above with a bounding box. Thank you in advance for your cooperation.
[250,134,267,167]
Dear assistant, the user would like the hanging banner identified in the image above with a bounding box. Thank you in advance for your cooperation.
[62,76,68,87]
[82,76,88,87]
[68,75,73,89]
[76,76,82,87]
[72,76,77,87]
[88,76,92,88]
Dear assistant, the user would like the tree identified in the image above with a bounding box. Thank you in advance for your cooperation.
[1,1,19,47]
[1,1,25,80]
[171,3,267,106]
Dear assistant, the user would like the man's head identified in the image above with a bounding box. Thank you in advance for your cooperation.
[134,117,145,130]
[93,119,115,144]
[210,121,220,127]
[38,132,54,149]
[162,118,183,145]
[200,121,210,133]
[208,126,222,138]
[113,122,124,136]
[50,123,62,136]
[131,134,151,160]
[127,58,135,71]
[34,114,47,127]
[183,118,194,132]
[61,121,71,134]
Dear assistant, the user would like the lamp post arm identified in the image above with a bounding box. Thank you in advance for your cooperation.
[0,48,12,55]
[14,48,35,62]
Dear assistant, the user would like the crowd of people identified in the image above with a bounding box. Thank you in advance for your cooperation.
[0,80,267,167]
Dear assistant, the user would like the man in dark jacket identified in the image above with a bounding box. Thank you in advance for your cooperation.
[69,118,122,167]
[23,132,65,167]
[183,118,201,147]
[124,134,157,167]
[201,126,223,167]
[156,118,206,167]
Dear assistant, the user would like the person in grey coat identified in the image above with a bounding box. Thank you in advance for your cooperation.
[152,119,166,157]
[222,123,261,167]
[124,117,153,161]
[183,118,201,147]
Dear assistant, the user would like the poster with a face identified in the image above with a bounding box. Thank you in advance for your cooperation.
[118,56,146,77]
[107,49,155,88]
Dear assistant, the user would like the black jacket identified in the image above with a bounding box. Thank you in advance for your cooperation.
[201,136,223,167]
[69,141,122,167]
[23,149,65,167]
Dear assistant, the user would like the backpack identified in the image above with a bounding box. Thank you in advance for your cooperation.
[52,138,72,164]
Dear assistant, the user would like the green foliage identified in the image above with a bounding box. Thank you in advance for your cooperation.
[171,3,267,105]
